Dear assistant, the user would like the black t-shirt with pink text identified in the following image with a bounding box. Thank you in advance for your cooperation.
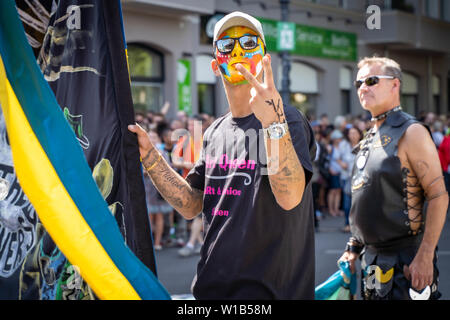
[186,105,316,299]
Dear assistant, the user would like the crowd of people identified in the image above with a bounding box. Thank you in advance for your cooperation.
[136,103,450,252]
[309,110,450,233]
[136,106,450,251]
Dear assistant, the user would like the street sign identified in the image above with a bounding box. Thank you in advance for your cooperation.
[177,59,192,115]
[277,21,296,51]
[260,17,357,61]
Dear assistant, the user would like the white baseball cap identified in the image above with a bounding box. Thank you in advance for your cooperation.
[213,11,266,45]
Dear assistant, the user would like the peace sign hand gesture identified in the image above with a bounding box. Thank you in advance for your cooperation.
[235,54,286,129]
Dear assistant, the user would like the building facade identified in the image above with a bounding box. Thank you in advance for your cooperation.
[121,0,450,120]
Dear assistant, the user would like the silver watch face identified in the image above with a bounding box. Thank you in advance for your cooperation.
[268,123,286,139]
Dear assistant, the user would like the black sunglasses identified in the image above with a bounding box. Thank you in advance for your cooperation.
[354,75,395,89]
[215,35,260,54]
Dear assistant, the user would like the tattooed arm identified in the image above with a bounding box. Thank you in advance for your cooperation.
[128,124,203,220]
[263,100,306,211]
[400,123,449,291]
[236,55,306,211]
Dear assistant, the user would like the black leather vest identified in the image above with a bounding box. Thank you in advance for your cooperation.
[349,110,421,246]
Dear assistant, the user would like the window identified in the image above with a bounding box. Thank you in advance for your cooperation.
[127,44,164,113]
[390,0,415,13]
[366,0,388,10]
[200,14,225,46]
[198,84,215,115]
[426,0,440,19]
[432,75,441,114]
[444,0,450,22]
[425,0,450,20]
[279,61,319,116]
[340,67,352,115]
[196,54,216,116]
[401,72,419,116]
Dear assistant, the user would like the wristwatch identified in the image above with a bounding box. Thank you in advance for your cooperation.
[264,122,289,140]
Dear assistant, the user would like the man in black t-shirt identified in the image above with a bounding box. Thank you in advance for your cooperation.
[129,11,316,299]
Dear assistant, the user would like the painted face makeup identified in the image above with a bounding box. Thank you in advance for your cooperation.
[215,26,265,85]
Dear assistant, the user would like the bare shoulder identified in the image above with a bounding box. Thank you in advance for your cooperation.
[397,123,435,166]
[398,122,440,174]
[404,123,431,141]
[400,123,433,152]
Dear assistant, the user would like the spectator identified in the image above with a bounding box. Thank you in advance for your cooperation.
[177,110,188,127]
[310,120,323,229]
[327,129,344,217]
[173,115,204,257]
[317,126,332,214]
[152,112,165,125]
[160,125,188,248]
[432,120,444,148]
[334,115,347,132]
[170,119,185,131]
[438,130,450,193]
[144,130,173,250]
[340,126,363,232]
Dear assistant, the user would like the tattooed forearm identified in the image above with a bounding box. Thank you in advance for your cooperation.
[144,155,203,219]
[265,131,305,210]
[161,169,185,191]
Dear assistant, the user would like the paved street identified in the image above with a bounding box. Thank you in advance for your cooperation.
[155,212,450,300]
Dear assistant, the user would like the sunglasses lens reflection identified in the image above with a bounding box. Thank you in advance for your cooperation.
[240,36,258,50]
[355,76,380,89]
[217,36,259,53]
[366,76,379,86]
[217,39,235,53]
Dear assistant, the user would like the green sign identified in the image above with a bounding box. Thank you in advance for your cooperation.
[259,17,357,61]
[177,59,192,114]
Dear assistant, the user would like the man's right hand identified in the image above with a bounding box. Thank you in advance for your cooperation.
[338,251,359,274]
[128,123,155,161]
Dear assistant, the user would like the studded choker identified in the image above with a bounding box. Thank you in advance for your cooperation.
[371,106,402,122]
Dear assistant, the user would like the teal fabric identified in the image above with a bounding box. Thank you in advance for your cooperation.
[315,261,357,300]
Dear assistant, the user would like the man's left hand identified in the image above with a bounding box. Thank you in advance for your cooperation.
[403,252,434,291]
[235,54,285,129]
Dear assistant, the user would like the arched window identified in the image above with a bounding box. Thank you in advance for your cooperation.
[401,72,419,116]
[279,61,318,115]
[196,54,216,115]
[127,44,164,113]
